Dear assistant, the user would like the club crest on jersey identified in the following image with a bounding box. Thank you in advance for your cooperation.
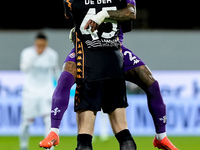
[51,107,61,116]
[85,0,112,5]
[69,52,75,58]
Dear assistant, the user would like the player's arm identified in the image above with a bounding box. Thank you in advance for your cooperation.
[84,4,136,32]
[108,4,136,21]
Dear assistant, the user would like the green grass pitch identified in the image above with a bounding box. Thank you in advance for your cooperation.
[0,136,199,150]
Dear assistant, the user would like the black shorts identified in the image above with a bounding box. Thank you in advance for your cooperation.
[74,78,128,113]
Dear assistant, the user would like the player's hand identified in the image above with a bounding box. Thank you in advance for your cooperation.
[84,20,99,32]
[84,10,110,32]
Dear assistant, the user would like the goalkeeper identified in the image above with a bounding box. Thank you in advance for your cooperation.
[40,0,179,149]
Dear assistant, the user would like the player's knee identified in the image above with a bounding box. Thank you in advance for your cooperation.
[62,61,77,79]
[57,71,75,88]
[20,119,33,130]
[145,81,166,107]
[145,81,160,96]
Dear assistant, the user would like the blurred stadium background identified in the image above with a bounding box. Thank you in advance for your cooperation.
[0,0,200,149]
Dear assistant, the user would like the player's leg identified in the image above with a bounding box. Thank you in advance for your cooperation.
[122,45,178,150]
[51,60,76,129]
[19,119,33,150]
[99,111,109,141]
[42,115,50,137]
[123,45,167,134]
[102,78,136,150]
[74,80,104,150]
[40,97,53,137]
[125,65,168,133]
[20,95,38,150]
[76,110,96,150]
[39,49,76,149]
[109,108,136,150]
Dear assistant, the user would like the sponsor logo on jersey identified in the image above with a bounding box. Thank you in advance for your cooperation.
[77,68,82,72]
[77,62,82,66]
[77,56,82,60]
[78,50,82,54]
[76,34,84,79]
[133,58,140,65]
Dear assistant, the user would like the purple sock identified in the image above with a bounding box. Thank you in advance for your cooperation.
[145,81,166,133]
[51,71,75,128]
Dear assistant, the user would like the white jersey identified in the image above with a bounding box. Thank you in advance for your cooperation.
[20,46,60,119]
[20,46,60,95]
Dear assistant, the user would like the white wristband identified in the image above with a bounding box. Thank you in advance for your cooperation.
[90,10,110,25]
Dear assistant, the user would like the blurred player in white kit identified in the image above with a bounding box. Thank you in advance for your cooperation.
[19,32,60,150]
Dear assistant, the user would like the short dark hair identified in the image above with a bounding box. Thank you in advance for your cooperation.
[35,32,47,40]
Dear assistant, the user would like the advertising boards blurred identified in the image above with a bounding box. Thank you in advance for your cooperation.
[0,71,200,136]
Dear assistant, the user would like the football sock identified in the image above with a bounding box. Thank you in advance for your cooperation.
[43,115,51,136]
[51,71,75,128]
[115,129,137,150]
[145,81,166,134]
[156,132,167,140]
[50,128,59,135]
[76,134,93,150]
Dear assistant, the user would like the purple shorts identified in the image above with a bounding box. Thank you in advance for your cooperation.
[64,46,145,72]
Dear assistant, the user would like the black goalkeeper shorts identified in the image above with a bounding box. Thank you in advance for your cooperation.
[74,78,128,113]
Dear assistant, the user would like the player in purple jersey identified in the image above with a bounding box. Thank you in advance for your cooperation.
[118,29,179,150]
[61,7,179,150]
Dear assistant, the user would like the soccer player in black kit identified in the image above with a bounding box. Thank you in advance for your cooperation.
[40,0,179,149]
[40,0,137,150]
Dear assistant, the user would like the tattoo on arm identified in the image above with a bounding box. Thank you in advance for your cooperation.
[108,4,136,21]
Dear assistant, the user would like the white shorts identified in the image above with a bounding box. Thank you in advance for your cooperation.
[22,92,52,120]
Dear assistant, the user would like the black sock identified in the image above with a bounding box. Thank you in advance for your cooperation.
[115,129,137,150]
[76,134,93,150]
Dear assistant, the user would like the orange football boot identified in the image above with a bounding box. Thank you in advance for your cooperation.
[153,137,179,150]
[39,131,59,149]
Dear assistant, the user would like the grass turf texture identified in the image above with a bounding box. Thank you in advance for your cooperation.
[0,136,199,150]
